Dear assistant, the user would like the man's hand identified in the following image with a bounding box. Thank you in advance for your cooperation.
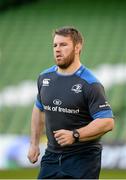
[53,129,74,146]
[27,144,40,164]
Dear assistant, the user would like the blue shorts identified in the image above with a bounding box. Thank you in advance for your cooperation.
[38,146,102,179]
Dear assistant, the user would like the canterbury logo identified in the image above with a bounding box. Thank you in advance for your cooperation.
[42,79,50,86]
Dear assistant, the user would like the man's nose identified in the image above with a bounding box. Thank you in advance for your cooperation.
[55,45,61,52]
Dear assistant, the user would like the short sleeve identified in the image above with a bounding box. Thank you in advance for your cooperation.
[87,83,113,119]
[35,75,44,111]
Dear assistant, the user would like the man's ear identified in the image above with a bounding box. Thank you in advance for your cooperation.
[75,43,82,54]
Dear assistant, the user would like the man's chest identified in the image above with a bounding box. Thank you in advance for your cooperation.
[39,75,86,110]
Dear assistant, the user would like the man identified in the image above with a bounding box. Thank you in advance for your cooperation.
[28,27,114,179]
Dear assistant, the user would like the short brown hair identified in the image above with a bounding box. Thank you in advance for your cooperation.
[53,26,83,45]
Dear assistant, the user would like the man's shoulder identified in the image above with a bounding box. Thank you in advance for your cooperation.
[77,66,100,84]
[39,65,57,76]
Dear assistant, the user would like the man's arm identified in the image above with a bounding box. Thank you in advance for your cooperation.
[27,106,45,163]
[77,118,114,142]
[54,118,114,146]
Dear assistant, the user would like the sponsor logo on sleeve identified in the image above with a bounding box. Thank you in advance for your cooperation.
[99,101,111,108]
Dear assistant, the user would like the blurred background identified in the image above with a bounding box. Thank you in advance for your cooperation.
[0,0,126,178]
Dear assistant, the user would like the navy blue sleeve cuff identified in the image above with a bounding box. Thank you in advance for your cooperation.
[35,99,44,111]
[92,110,114,120]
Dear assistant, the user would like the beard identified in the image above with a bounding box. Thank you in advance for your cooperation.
[55,49,75,69]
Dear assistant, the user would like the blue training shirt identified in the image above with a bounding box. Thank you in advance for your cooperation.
[35,65,113,153]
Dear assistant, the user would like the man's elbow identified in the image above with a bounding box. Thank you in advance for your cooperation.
[106,118,115,132]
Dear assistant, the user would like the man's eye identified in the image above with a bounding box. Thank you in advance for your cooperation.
[53,43,67,47]
[53,44,57,47]
[61,43,67,46]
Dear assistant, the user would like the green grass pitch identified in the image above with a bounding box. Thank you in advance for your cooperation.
[0,168,126,179]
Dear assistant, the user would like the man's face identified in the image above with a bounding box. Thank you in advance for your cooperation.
[53,35,75,69]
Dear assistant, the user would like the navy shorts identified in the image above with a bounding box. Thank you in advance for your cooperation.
[38,147,102,179]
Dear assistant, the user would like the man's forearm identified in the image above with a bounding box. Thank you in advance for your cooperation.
[79,132,105,142]
[30,106,45,146]
[77,118,114,142]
